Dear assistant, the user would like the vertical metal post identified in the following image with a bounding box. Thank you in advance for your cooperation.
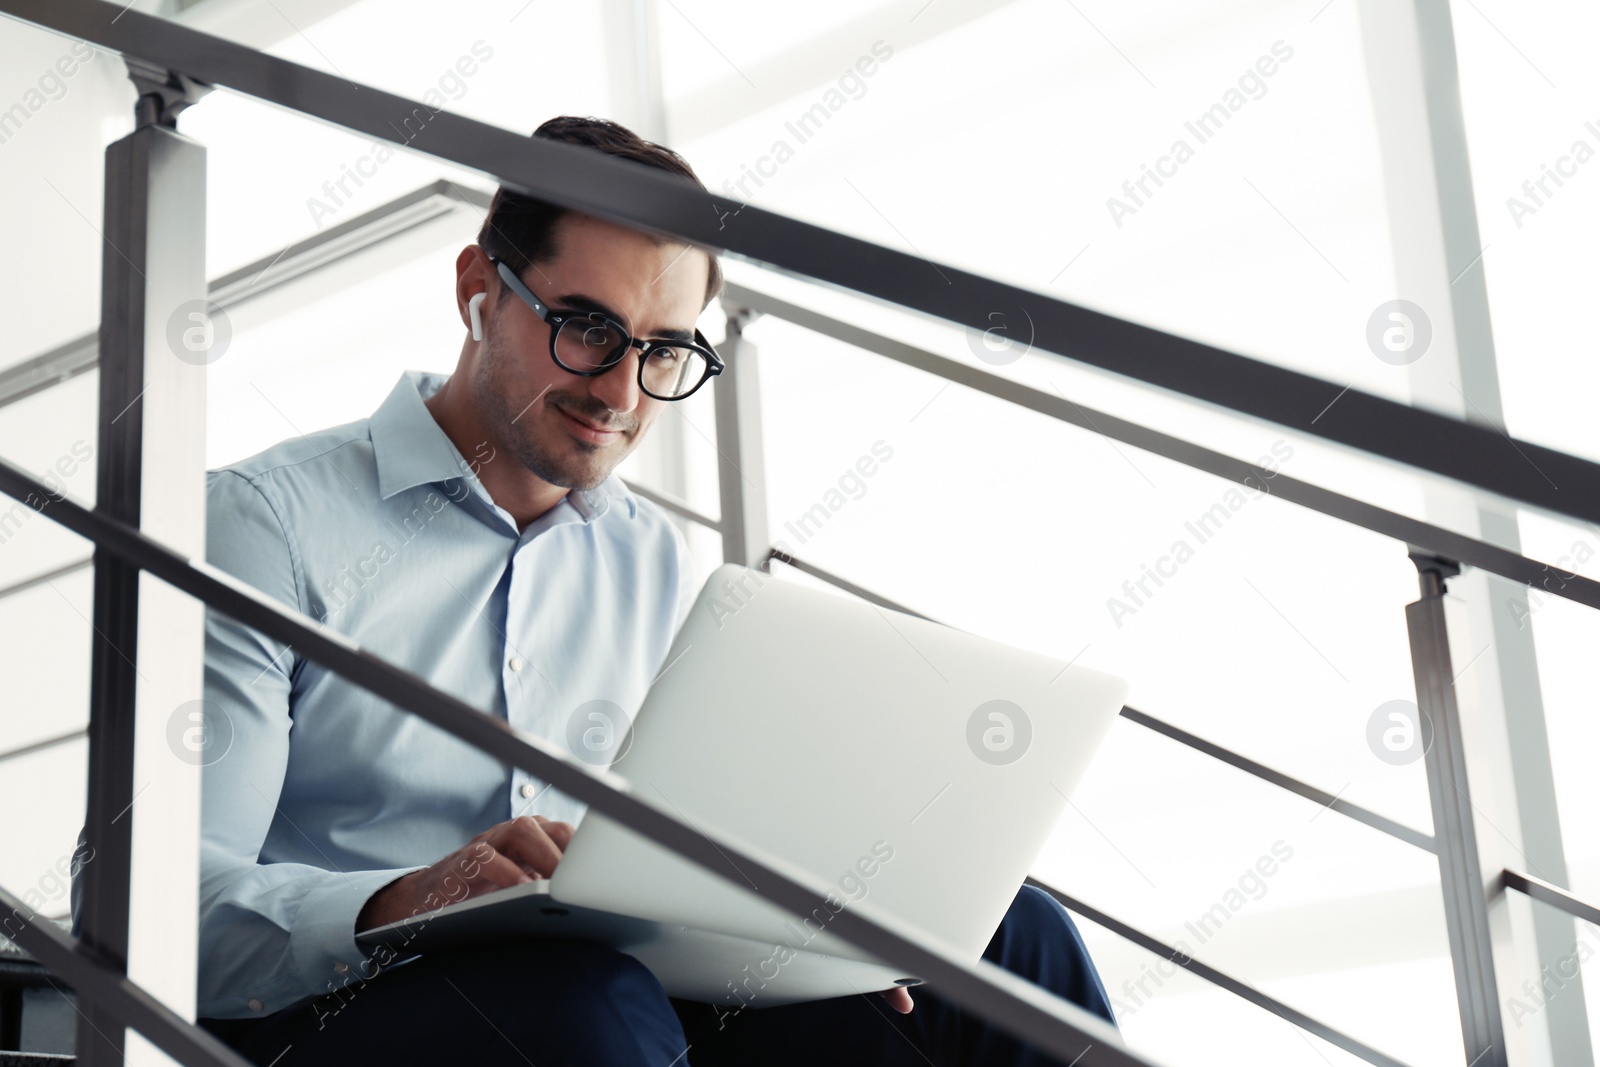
[78,66,210,1067]
[1359,1,1587,1060]
[1406,554,1505,1067]
[712,306,768,566]
[599,0,694,532]
[599,0,667,141]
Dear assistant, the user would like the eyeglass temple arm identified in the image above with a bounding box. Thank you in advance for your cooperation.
[492,257,549,319]
[695,330,725,373]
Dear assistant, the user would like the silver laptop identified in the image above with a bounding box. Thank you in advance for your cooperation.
[359,564,1126,1005]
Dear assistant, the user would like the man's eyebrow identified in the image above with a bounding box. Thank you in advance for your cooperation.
[554,293,696,343]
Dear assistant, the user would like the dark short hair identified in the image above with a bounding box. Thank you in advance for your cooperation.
[477,115,723,308]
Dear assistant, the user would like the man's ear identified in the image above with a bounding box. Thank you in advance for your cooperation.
[455,245,493,339]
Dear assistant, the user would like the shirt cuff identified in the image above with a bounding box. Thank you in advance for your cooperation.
[288,867,423,998]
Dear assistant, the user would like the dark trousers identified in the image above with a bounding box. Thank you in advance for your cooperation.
[202,885,1115,1066]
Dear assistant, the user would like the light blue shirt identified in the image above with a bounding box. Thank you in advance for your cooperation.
[195,370,698,1019]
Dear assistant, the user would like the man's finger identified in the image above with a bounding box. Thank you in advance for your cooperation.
[537,819,576,850]
[465,848,536,891]
[880,987,915,1014]
[492,816,564,877]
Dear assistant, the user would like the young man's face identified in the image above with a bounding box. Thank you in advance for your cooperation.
[470,213,711,492]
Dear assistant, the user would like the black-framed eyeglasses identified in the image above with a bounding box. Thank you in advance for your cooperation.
[490,257,723,401]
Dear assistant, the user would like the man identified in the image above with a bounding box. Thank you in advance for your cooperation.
[192,116,1115,1065]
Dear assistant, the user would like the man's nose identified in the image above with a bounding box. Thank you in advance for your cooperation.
[586,350,642,415]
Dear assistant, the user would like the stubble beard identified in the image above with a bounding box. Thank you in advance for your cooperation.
[475,329,632,492]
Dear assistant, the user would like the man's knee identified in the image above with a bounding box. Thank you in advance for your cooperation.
[992,885,1079,951]
[988,885,1114,1024]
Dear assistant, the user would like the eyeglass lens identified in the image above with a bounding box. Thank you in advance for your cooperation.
[553,316,710,399]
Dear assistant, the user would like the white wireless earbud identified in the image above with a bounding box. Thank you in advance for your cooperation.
[468,291,487,341]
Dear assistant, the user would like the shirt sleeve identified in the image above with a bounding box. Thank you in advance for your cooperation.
[197,470,419,1019]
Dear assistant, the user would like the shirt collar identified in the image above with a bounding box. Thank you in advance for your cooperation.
[566,473,636,522]
[369,370,637,524]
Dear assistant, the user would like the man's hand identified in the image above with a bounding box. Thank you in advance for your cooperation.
[880,987,914,1013]
[356,815,574,932]
[357,816,915,1013]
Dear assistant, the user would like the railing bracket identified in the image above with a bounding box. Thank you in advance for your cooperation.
[124,56,210,128]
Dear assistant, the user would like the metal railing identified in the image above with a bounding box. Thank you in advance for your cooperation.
[7,0,1600,522]
[0,178,1503,1065]
[0,0,1597,1065]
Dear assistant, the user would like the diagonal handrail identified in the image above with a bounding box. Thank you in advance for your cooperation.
[3,0,1600,527]
[731,284,1600,613]
[0,455,1155,1067]
[1116,708,1435,854]
[1026,879,1413,1067]
[0,885,252,1067]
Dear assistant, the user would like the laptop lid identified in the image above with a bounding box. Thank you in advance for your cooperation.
[551,564,1126,965]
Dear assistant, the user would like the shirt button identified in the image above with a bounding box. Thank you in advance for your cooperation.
[248,999,263,1012]
[333,962,349,975]
[519,783,535,799]
[509,655,524,672]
